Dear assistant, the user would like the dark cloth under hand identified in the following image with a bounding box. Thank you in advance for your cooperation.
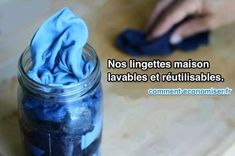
[116,18,210,56]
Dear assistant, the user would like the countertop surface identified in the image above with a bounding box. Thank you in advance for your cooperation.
[0,0,235,156]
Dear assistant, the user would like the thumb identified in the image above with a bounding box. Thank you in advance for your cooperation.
[170,17,211,45]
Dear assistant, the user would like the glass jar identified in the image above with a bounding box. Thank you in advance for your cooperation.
[17,44,103,156]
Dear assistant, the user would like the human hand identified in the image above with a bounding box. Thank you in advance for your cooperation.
[145,0,235,44]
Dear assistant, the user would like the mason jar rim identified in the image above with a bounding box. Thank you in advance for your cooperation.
[18,43,101,98]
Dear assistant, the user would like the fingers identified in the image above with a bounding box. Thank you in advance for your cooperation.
[144,0,174,32]
[170,17,210,44]
[147,0,201,40]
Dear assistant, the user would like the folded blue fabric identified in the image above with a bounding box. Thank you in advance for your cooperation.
[117,18,210,56]
[28,7,93,85]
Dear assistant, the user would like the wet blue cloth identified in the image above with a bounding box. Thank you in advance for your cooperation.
[28,7,93,85]
[22,85,103,156]
[116,19,210,56]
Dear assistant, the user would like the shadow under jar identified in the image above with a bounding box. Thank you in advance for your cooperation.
[17,44,103,156]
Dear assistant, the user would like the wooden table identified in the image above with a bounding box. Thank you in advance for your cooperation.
[0,0,235,156]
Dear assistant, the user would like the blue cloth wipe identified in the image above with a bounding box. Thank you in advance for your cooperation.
[28,7,93,85]
[116,18,210,56]
[21,8,102,156]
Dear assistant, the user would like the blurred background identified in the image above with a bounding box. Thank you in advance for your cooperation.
[0,0,235,156]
